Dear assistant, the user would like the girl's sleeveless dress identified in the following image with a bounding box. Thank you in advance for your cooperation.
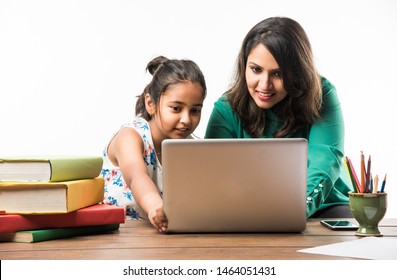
[101,117,162,220]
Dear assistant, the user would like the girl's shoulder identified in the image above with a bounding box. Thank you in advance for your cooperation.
[119,117,151,135]
[129,117,150,130]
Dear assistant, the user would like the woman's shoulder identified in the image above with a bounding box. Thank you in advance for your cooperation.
[210,93,244,128]
[320,76,341,109]
[213,93,232,110]
[321,76,337,96]
[214,93,229,102]
[211,93,241,120]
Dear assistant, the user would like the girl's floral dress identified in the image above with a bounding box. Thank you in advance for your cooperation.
[101,117,162,220]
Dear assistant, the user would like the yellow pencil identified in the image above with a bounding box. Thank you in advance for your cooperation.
[346,156,362,193]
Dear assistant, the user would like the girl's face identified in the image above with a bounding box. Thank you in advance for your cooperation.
[245,44,288,109]
[147,81,204,142]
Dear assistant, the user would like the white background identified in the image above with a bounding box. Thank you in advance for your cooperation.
[1,0,396,217]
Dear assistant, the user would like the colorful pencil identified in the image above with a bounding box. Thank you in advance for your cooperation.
[380,174,387,193]
[373,174,379,193]
[369,174,373,193]
[365,155,372,193]
[360,151,366,192]
[346,156,362,193]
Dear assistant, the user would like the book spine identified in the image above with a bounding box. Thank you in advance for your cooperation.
[66,177,105,212]
[0,224,120,243]
[0,204,125,233]
[31,224,120,242]
[49,157,103,182]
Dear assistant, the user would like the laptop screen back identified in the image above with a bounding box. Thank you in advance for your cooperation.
[162,138,307,233]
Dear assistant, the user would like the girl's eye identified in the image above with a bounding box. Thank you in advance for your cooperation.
[191,108,202,114]
[170,106,181,112]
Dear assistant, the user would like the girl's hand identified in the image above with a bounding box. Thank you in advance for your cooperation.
[148,204,168,233]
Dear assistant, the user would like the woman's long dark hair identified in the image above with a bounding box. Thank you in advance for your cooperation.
[135,56,207,120]
[228,17,322,137]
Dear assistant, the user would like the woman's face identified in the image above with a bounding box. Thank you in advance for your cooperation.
[245,44,287,109]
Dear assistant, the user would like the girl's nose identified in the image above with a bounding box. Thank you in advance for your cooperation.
[180,111,192,125]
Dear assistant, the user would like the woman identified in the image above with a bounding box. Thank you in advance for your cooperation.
[205,17,353,218]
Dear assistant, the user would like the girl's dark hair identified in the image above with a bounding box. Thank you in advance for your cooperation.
[135,56,207,120]
[228,17,322,137]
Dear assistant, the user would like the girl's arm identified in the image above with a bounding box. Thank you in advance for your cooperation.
[107,127,167,232]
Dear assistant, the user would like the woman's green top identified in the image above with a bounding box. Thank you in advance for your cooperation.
[204,78,353,217]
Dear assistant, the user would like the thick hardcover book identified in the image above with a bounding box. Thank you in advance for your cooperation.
[0,177,105,214]
[0,224,120,243]
[0,204,125,233]
[0,156,103,182]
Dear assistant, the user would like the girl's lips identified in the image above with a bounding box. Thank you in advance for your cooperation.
[174,128,190,137]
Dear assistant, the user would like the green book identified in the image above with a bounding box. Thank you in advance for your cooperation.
[0,156,103,182]
[0,224,119,243]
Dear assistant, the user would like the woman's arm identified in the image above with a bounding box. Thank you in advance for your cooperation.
[305,79,348,217]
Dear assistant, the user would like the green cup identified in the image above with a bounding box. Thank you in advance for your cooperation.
[349,192,387,236]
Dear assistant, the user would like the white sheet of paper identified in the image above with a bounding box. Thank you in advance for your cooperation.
[298,237,397,259]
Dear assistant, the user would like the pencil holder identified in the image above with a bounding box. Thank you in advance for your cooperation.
[348,192,387,237]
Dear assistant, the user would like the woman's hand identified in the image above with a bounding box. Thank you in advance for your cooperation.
[148,203,168,233]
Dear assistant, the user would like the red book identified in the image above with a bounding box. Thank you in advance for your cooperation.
[0,204,125,233]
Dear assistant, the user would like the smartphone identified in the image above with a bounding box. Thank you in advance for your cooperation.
[320,220,359,230]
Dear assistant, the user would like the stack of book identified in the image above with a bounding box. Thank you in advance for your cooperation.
[0,156,125,243]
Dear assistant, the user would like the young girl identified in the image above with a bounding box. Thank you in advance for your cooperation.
[205,17,353,218]
[101,56,206,232]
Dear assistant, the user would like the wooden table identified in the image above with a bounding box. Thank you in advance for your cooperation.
[1,218,397,260]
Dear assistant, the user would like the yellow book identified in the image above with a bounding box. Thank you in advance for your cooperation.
[0,177,104,214]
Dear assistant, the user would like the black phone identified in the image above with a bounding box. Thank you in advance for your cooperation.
[320,220,359,230]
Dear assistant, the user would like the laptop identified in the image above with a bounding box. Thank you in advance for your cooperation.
[162,138,308,233]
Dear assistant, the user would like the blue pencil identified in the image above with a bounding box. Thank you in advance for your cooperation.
[369,175,373,193]
[380,174,387,193]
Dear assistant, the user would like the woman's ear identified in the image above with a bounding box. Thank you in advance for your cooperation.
[145,93,156,116]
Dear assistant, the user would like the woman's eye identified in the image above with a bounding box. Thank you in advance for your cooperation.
[272,71,281,78]
[251,67,261,74]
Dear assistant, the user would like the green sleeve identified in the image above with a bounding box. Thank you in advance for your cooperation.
[305,78,352,217]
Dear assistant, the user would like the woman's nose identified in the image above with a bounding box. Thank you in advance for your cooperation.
[258,73,272,90]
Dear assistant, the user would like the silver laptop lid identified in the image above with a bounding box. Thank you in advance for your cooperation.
[162,138,307,233]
